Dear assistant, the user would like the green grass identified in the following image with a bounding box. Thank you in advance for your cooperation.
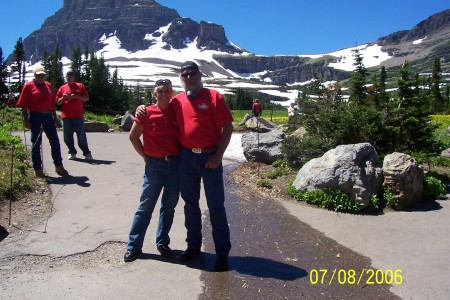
[231,109,289,125]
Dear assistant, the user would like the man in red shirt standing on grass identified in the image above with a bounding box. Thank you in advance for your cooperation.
[56,70,93,161]
[17,66,68,177]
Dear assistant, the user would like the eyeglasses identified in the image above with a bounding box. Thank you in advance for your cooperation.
[155,79,172,86]
[180,70,199,78]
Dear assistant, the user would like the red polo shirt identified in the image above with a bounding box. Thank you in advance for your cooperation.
[56,82,89,118]
[171,88,233,148]
[17,81,56,111]
[135,105,179,157]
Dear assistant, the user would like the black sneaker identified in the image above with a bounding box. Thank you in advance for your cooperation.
[124,249,142,262]
[179,247,201,262]
[214,255,229,272]
[157,245,173,257]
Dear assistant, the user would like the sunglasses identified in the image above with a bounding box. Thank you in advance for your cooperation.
[155,79,172,86]
[181,70,199,78]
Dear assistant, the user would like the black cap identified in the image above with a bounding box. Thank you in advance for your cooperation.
[180,61,199,72]
[66,70,75,76]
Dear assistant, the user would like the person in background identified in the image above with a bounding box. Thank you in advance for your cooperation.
[124,79,180,262]
[16,66,68,178]
[56,70,93,161]
[252,99,262,117]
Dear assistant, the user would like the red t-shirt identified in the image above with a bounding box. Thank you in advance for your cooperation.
[56,82,89,118]
[134,105,179,157]
[252,102,262,113]
[17,81,56,111]
[171,88,233,148]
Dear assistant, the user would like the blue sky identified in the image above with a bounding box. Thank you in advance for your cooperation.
[0,0,448,58]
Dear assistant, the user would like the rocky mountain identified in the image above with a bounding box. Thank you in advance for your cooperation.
[9,2,450,103]
[22,0,242,63]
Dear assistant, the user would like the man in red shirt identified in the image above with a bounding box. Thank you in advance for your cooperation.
[172,61,233,272]
[56,70,93,160]
[16,66,68,177]
[252,99,262,117]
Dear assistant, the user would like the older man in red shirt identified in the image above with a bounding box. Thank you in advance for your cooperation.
[17,66,68,177]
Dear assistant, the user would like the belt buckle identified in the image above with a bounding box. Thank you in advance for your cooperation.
[192,148,202,154]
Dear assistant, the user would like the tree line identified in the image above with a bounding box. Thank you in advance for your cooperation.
[283,49,449,168]
[0,39,152,115]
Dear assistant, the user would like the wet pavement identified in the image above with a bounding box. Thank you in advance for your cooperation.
[196,165,399,299]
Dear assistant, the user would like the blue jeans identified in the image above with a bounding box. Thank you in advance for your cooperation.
[29,112,63,170]
[179,147,231,256]
[62,118,91,156]
[127,157,179,251]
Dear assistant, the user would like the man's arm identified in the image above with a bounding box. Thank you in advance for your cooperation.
[129,121,146,162]
[21,106,31,129]
[205,122,233,169]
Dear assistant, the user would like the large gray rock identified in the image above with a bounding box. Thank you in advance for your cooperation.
[241,129,285,164]
[120,111,135,132]
[245,117,277,133]
[84,121,109,132]
[292,143,383,208]
[383,152,424,210]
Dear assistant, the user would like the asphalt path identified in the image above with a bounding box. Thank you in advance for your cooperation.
[1,131,449,299]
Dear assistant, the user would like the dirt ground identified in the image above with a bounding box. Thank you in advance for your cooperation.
[0,177,53,240]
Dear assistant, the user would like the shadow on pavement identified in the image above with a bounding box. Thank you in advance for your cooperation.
[138,251,306,280]
[0,225,9,242]
[47,175,91,187]
[70,158,116,165]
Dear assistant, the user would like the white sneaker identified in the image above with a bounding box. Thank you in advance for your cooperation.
[84,153,94,161]
[68,153,76,160]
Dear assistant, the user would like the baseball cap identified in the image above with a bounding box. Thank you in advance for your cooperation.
[34,66,46,75]
[180,61,199,72]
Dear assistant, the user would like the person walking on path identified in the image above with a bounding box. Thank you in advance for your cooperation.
[16,66,68,178]
[56,70,93,161]
[124,79,180,262]
[252,99,262,117]
[156,62,233,271]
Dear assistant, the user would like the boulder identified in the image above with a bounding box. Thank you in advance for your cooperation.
[441,148,450,158]
[241,129,285,164]
[84,121,109,132]
[245,117,277,133]
[239,113,252,126]
[112,117,122,126]
[121,111,134,132]
[383,152,424,210]
[288,127,307,138]
[292,143,383,208]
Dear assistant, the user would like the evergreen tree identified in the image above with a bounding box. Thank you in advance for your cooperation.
[0,48,9,100]
[234,88,252,110]
[394,61,438,153]
[70,47,83,79]
[11,38,25,93]
[431,58,444,112]
[348,48,368,106]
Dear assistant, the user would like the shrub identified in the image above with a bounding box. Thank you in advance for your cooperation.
[423,174,446,201]
[257,179,272,189]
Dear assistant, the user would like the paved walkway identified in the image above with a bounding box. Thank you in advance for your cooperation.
[0,131,449,299]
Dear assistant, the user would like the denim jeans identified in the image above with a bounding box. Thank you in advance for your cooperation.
[127,157,179,251]
[29,112,63,170]
[179,147,231,256]
[62,118,91,156]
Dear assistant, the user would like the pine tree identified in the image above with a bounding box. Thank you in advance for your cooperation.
[394,61,438,153]
[11,38,25,93]
[0,48,9,100]
[348,48,368,106]
[70,47,83,79]
[431,58,444,113]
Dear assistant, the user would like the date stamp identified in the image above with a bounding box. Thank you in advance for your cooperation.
[309,269,403,285]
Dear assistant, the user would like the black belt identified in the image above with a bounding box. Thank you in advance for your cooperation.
[189,146,217,154]
[31,110,54,114]
[147,155,178,161]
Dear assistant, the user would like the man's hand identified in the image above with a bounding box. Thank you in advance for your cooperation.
[24,120,31,129]
[205,154,222,169]
[136,105,146,117]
